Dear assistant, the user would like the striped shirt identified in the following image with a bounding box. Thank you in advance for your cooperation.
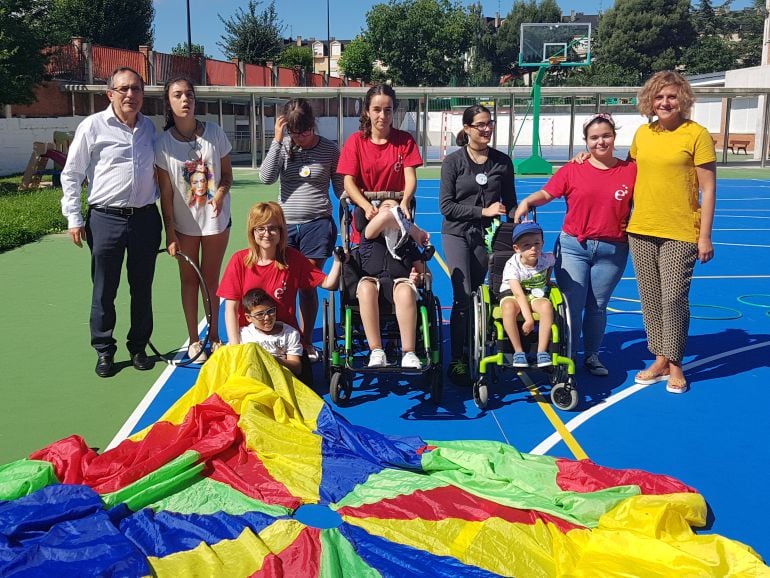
[61,105,157,229]
[259,135,343,224]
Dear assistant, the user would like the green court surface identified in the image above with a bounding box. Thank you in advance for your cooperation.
[0,169,270,463]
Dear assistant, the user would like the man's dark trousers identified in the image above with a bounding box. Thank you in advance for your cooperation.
[85,205,162,356]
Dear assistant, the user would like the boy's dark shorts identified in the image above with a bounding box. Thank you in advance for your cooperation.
[287,216,337,260]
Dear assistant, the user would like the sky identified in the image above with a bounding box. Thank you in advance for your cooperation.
[153,0,754,62]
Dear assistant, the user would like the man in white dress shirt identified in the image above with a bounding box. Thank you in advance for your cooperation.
[61,67,162,377]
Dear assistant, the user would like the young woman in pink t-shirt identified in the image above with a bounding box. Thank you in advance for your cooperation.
[515,113,636,377]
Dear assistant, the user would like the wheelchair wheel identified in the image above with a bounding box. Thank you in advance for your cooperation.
[473,377,489,410]
[429,368,443,405]
[323,293,337,381]
[468,290,487,383]
[330,371,351,406]
[427,295,443,404]
[551,378,578,411]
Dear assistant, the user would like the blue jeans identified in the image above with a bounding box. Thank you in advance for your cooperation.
[554,232,629,358]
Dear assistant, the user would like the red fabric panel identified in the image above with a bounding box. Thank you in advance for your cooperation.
[337,484,584,533]
[34,396,238,493]
[250,527,321,577]
[30,435,98,485]
[555,458,698,495]
[208,439,300,509]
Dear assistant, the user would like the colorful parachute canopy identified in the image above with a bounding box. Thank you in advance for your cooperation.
[1,344,768,577]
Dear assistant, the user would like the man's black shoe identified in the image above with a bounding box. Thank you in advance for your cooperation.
[131,351,154,371]
[95,352,115,378]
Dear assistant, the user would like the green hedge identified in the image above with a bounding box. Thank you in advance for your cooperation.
[0,176,68,252]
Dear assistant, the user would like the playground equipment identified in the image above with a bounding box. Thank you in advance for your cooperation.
[20,131,74,190]
[516,22,592,175]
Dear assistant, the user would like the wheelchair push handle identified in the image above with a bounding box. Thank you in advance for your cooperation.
[422,243,436,261]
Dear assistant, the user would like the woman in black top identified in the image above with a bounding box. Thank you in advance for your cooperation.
[439,105,517,385]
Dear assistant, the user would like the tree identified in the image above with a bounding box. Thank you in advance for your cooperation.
[465,2,498,86]
[217,0,283,65]
[591,0,695,85]
[278,45,314,72]
[170,42,208,58]
[47,0,154,49]
[726,0,766,67]
[338,35,375,82]
[0,0,48,105]
[364,0,474,86]
[680,0,737,74]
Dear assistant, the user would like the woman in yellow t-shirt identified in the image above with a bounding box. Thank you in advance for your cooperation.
[628,71,716,394]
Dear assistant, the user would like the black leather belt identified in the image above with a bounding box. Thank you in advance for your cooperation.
[89,204,155,217]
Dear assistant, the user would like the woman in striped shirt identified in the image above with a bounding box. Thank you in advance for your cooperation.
[259,99,344,360]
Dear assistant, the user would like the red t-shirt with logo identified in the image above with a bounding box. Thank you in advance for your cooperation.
[543,160,636,242]
[337,129,423,244]
[218,247,327,329]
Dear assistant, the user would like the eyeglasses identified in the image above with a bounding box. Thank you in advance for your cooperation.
[469,121,496,131]
[110,85,143,95]
[245,307,277,320]
[254,225,282,235]
[582,113,615,130]
[289,128,313,137]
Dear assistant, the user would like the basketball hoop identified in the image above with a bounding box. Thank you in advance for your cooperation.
[549,55,566,66]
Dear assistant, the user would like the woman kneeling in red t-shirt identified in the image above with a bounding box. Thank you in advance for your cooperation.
[218,201,342,348]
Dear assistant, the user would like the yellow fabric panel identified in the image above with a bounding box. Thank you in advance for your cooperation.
[343,514,582,577]
[130,344,325,503]
[343,491,770,577]
[627,120,716,243]
[147,519,305,577]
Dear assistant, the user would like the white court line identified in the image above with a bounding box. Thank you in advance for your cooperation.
[529,341,770,456]
[714,242,770,248]
[106,312,212,450]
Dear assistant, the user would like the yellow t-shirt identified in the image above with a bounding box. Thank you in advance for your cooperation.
[627,120,716,243]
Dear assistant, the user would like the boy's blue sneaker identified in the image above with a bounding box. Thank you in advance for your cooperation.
[512,352,528,368]
[536,352,552,367]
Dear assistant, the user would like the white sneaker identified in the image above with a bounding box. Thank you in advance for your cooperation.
[401,351,422,369]
[188,341,207,364]
[368,348,387,367]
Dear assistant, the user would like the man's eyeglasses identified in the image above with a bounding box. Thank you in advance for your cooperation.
[254,225,282,235]
[245,307,277,320]
[289,128,313,137]
[469,121,496,131]
[110,85,144,95]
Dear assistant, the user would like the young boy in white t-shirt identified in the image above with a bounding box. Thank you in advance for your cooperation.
[240,288,303,377]
[499,221,555,368]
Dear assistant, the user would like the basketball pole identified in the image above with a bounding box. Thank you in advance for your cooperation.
[514,64,553,175]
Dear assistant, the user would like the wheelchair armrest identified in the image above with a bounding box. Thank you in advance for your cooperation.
[363,191,404,202]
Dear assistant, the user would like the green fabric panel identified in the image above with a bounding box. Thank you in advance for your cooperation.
[146,476,290,518]
[332,468,447,509]
[0,459,58,500]
[101,451,205,511]
[423,440,640,528]
[320,528,381,578]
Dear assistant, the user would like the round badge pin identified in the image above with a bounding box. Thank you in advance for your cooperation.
[300,166,311,178]
[475,173,488,186]
[531,287,545,298]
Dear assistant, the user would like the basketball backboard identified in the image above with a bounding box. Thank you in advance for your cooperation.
[519,22,591,68]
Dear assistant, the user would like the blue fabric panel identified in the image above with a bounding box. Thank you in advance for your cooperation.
[120,509,280,557]
[338,523,498,578]
[0,484,149,577]
[316,405,426,503]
